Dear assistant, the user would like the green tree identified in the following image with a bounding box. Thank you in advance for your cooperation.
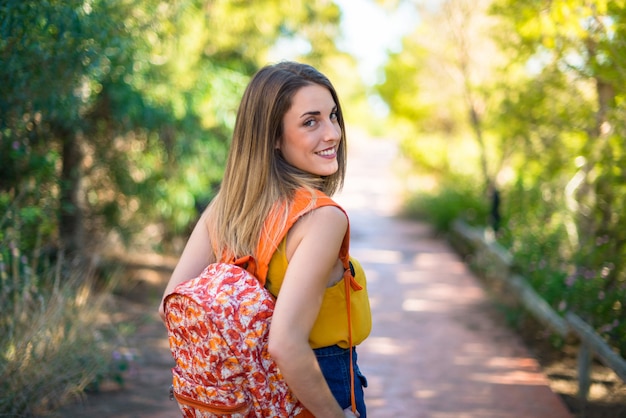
[381,0,626,353]
[1,1,350,414]
[377,0,507,222]
[1,0,346,261]
[490,0,626,348]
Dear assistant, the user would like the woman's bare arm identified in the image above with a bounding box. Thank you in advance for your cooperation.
[268,205,349,417]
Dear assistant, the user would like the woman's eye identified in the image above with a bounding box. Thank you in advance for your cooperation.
[330,111,338,121]
[304,119,316,127]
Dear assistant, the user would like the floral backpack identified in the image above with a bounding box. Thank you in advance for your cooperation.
[163,189,361,417]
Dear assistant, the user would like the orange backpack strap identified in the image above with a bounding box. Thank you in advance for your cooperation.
[254,188,351,287]
[254,187,361,415]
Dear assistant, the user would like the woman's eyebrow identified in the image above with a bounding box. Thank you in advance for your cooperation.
[299,106,337,118]
[299,110,321,118]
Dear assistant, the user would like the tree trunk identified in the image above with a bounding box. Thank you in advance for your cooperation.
[58,129,85,258]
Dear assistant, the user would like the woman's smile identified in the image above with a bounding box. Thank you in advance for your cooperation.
[316,147,337,158]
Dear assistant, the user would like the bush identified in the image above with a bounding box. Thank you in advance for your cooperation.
[499,221,626,356]
[402,178,489,233]
[404,175,626,357]
[496,177,626,357]
[0,200,125,416]
[0,263,120,415]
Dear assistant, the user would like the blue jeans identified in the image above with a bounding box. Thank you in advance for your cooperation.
[313,345,367,417]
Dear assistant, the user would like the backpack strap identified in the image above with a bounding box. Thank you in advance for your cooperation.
[344,267,357,414]
[252,187,361,415]
[254,188,355,287]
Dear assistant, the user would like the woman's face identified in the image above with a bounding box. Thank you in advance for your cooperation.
[278,84,341,177]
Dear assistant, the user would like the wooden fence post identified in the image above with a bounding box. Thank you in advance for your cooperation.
[566,312,626,385]
[577,342,592,400]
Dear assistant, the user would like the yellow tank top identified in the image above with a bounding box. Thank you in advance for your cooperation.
[266,237,372,349]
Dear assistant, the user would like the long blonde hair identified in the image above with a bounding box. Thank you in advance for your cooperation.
[207,62,347,261]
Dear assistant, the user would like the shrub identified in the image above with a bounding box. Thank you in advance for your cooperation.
[404,176,626,357]
[496,177,626,357]
[403,177,489,233]
[0,200,124,416]
[0,259,119,415]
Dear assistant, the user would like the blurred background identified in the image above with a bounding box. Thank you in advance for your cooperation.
[1,0,625,415]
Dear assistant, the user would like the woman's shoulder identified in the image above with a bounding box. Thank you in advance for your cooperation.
[285,204,347,256]
[300,204,347,231]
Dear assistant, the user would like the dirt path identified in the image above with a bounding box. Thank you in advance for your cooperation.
[334,135,571,417]
[59,133,575,417]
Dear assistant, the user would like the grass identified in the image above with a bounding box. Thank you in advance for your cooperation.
[0,258,121,417]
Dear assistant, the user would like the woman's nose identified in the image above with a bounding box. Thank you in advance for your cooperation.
[324,119,341,141]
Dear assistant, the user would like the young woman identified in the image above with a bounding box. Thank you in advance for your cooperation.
[159,61,371,417]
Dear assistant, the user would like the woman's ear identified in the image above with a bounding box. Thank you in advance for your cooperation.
[275,137,281,150]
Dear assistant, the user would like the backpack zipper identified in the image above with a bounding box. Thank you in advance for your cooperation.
[172,390,250,414]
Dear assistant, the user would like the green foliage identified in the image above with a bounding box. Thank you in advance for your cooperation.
[489,0,626,354]
[377,37,432,126]
[0,199,143,415]
[497,174,626,355]
[0,0,350,413]
[0,0,346,255]
[403,178,489,233]
[389,0,626,356]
